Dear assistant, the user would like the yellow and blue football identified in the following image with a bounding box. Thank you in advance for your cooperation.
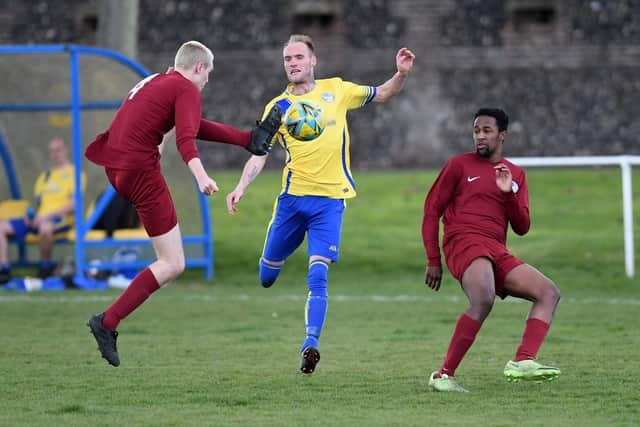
[284,100,326,141]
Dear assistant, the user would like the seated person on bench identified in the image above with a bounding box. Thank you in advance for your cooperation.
[0,137,86,283]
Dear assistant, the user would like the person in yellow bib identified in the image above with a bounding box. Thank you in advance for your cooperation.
[0,137,86,282]
[226,34,415,375]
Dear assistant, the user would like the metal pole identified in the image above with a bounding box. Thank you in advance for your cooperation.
[621,158,635,278]
[68,46,86,284]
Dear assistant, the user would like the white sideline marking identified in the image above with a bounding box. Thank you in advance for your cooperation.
[0,294,639,305]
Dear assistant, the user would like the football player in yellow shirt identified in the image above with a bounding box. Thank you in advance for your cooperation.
[0,137,86,282]
[226,34,415,375]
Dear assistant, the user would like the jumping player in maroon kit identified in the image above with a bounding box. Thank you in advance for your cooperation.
[86,40,281,367]
[422,108,561,392]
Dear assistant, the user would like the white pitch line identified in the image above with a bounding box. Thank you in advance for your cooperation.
[0,293,639,305]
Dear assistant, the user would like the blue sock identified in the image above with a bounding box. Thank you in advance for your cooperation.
[259,257,282,288]
[302,260,329,352]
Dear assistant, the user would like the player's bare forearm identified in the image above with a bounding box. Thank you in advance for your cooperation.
[226,155,266,214]
[187,157,209,181]
[374,72,408,103]
[374,47,415,103]
[234,155,267,193]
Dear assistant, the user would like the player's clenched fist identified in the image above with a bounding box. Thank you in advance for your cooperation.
[198,176,218,196]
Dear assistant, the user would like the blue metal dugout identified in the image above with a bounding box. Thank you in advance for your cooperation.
[0,44,214,283]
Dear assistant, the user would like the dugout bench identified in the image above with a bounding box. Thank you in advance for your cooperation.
[0,45,214,284]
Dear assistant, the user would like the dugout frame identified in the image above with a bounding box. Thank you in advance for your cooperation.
[0,44,214,284]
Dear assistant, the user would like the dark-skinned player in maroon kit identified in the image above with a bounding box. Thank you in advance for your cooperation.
[422,108,561,392]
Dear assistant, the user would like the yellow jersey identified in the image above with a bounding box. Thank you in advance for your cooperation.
[264,78,376,199]
[33,164,86,224]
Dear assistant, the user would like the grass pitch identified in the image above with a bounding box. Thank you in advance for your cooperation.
[1,168,639,426]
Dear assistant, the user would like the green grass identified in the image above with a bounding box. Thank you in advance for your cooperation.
[1,168,639,426]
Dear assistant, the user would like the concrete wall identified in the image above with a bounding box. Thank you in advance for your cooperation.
[1,0,638,189]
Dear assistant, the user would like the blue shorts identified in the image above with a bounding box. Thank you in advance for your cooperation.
[9,216,68,241]
[262,194,345,263]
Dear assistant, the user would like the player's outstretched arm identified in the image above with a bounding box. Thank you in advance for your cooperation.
[373,47,415,103]
[196,103,281,155]
[246,104,283,155]
[226,155,268,215]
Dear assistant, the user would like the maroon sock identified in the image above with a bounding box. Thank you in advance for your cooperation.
[439,313,483,377]
[514,318,550,362]
[197,119,250,147]
[102,268,160,330]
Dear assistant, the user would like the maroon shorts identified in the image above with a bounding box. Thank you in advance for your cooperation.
[443,233,524,299]
[105,167,177,237]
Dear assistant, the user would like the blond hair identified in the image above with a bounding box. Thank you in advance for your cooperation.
[174,41,214,70]
[284,34,315,54]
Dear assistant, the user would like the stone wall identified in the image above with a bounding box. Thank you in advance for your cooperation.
[1,0,639,175]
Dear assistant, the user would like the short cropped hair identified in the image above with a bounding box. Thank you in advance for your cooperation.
[474,108,509,132]
[285,34,315,54]
[174,40,214,70]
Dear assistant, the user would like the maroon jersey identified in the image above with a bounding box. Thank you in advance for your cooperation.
[85,71,201,170]
[422,152,530,267]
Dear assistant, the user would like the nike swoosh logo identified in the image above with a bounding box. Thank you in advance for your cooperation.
[467,176,480,182]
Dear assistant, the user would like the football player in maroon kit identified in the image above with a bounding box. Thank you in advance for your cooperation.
[86,40,281,367]
[422,108,561,392]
